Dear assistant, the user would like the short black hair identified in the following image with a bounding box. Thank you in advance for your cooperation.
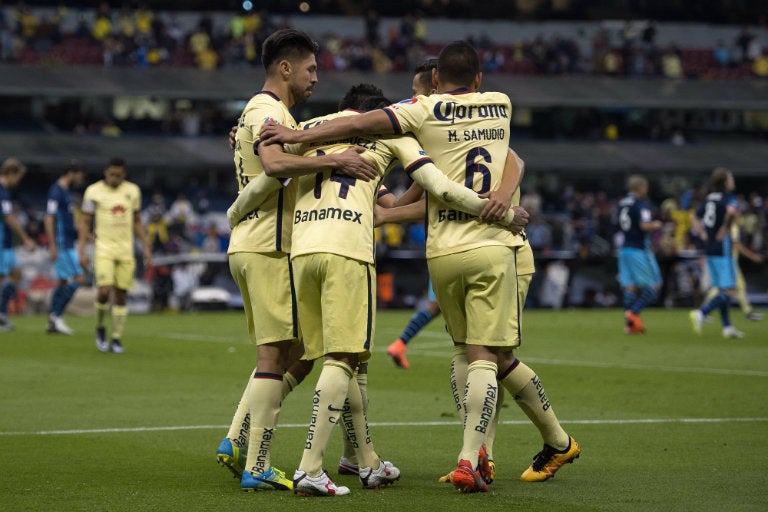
[358,95,392,113]
[65,159,85,174]
[109,157,126,167]
[413,58,437,92]
[338,83,384,111]
[437,41,480,87]
[262,29,319,72]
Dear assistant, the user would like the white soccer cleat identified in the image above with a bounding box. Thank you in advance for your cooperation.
[293,470,350,496]
[49,315,74,335]
[689,310,704,335]
[722,326,745,339]
[95,327,109,352]
[0,313,15,332]
[359,460,400,489]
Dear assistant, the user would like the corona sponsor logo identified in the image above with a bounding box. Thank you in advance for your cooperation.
[433,101,508,124]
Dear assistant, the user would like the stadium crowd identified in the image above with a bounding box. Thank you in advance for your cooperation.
[1,4,767,78]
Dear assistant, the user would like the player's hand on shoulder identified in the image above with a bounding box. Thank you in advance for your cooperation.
[334,146,377,181]
[259,122,296,145]
[478,190,513,222]
[509,205,529,234]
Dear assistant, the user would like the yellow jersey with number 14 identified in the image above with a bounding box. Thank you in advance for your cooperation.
[228,91,298,255]
[287,110,430,264]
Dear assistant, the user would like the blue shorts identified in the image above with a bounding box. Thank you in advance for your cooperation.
[618,248,661,289]
[706,255,736,290]
[427,278,436,302]
[0,248,17,276]
[55,248,83,280]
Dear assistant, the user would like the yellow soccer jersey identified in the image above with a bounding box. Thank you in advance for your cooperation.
[81,180,141,260]
[287,110,431,263]
[228,91,298,255]
[385,89,524,258]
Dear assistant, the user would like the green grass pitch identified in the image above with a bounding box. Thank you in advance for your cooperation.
[1,308,766,511]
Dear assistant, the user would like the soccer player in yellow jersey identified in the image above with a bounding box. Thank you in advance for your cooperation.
[261,41,580,491]
[217,29,378,493]
[78,157,150,354]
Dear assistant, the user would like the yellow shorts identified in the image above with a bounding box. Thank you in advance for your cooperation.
[292,253,374,362]
[517,240,535,276]
[229,251,300,345]
[428,245,520,348]
[94,255,135,290]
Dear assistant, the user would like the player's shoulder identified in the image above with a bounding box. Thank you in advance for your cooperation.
[300,109,357,130]
[243,92,288,119]
[122,180,142,195]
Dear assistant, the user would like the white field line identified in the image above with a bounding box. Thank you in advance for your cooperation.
[132,330,768,377]
[1,417,766,437]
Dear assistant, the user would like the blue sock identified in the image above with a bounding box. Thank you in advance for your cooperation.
[632,287,657,314]
[51,282,79,317]
[399,309,434,344]
[623,290,637,311]
[49,287,64,316]
[719,294,731,327]
[701,292,726,316]
[0,282,17,314]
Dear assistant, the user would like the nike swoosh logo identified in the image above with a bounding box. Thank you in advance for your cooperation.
[328,404,343,412]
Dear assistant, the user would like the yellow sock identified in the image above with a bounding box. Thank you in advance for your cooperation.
[450,345,468,421]
[225,368,256,447]
[341,371,368,464]
[500,360,569,450]
[298,360,353,477]
[245,372,284,475]
[459,360,498,466]
[484,385,504,460]
[95,301,109,328]
[341,375,379,469]
[111,305,128,340]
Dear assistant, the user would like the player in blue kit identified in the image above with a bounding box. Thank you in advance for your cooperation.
[45,160,87,335]
[689,167,744,338]
[616,175,663,334]
[0,158,36,332]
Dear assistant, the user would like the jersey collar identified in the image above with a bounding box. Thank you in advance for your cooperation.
[257,91,281,102]
[445,87,474,95]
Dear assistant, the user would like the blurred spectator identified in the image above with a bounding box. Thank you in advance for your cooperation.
[199,223,224,253]
[713,39,732,67]
[167,192,195,237]
[170,261,202,311]
[365,10,380,46]
[661,45,683,78]
[92,3,112,42]
[735,26,754,63]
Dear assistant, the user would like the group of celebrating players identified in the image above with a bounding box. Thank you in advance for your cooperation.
[214,28,579,496]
